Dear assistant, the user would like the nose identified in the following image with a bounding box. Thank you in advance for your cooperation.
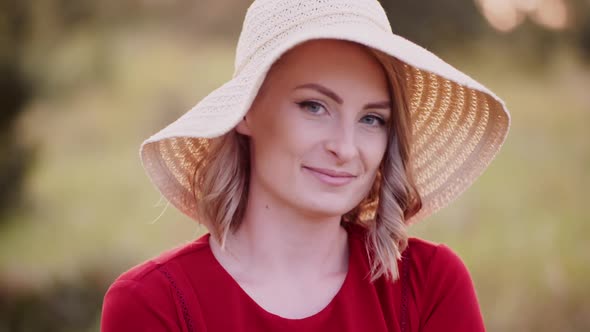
[324,122,359,163]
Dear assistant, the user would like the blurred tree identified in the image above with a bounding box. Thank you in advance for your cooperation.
[379,0,590,64]
[0,268,109,332]
[578,19,590,60]
[570,0,590,61]
[379,0,488,51]
[0,0,35,219]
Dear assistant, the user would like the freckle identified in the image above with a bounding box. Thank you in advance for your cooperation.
[265,205,269,209]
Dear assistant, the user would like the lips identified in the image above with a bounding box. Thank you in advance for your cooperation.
[302,166,357,186]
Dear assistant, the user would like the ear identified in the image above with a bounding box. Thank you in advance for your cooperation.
[235,115,252,136]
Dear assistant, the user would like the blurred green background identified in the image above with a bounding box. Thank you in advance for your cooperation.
[1,0,589,331]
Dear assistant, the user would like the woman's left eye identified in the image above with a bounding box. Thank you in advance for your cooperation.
[360,114,386,126]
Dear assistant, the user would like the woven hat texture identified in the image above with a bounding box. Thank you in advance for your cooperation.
[140,0,511,225]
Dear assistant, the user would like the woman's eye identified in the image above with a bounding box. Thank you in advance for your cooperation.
[297,101,326,114]
[360,114,386,127]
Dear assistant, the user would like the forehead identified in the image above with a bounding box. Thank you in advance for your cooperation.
[261,39,390,99]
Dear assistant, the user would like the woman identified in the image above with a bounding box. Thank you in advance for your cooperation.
[102,0,510,331]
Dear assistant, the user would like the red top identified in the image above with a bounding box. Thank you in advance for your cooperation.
[101,225,485,331]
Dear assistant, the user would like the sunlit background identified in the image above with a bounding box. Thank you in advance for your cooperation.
[0,0,589,331]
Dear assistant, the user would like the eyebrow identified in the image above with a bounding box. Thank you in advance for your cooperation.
[294,83,391,110]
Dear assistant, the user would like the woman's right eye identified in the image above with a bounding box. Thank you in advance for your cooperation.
[297,101,326,115]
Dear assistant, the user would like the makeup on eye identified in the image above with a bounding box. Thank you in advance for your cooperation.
[296,100,327,114]
[360,113,386,126]
[296,100,388,127]
[293,83,391,111]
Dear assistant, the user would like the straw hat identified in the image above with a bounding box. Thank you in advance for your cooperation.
[139,0,511,225]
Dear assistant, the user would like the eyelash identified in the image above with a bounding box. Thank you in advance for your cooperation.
[296,100,386,127]
[361,114,386,126]
[297,100,326,114]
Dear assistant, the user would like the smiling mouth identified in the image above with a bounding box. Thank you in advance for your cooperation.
[302,166,357,186]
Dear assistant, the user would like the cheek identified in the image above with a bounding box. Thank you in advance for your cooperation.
[249,104,309,167]
[361,131,389,173]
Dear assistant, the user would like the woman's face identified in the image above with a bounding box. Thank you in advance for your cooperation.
[236,39,391,219]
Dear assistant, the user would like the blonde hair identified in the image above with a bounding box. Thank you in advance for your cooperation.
[194,46,421,281]
[365,49,421,281]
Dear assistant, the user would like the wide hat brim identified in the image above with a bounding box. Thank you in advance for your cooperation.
[139,19,511,226]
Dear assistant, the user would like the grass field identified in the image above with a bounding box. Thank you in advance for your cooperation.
[1,25,588,331]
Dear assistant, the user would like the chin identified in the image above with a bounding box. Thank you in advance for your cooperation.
[297,195,361,220]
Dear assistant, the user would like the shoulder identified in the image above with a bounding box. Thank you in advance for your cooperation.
[345,224,467,274]
[113,233,211,284]
[404,237,475,292]
[404,237,485,330]
[346,224,467,276]
[101,234,212,331]
[405,237,467,273]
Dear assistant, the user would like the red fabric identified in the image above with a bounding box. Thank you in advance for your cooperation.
[101,226,485,331]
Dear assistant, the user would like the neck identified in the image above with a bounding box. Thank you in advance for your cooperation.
[221,183,349,278]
